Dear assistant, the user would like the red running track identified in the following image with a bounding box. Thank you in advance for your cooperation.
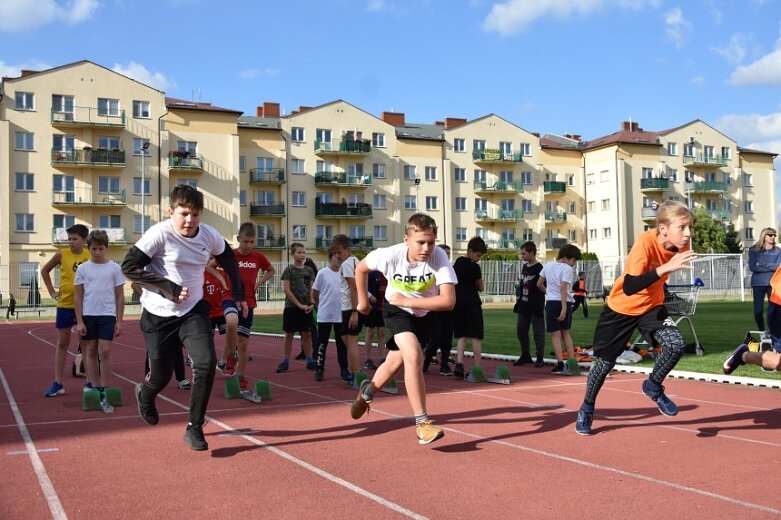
[0,319,780,519]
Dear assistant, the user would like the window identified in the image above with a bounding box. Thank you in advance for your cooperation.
[133,138,151,155]
[403,165,417,180]
[744,201,754,213]
[453,138,465,152]
[642,196,654,208]
[133,215,151,233]
[53,134,75,152]
[454,167,466,182]
[455,197,467,211]
[292,225,307,240]
[426,196,438,211]
[348,225,365,240]
[316,128,332,143]
[372,132,385,147]
[683,143,694,157]
[521,228,533,241]
[499,170,513,183]
[456,227,467,241]
[133,100,150,118]
[473,139,485,151]
[599,170,610,183]
[501,199,515,212]
[317,192,333,203]
[521,171,532,185]
[291,127,305,142]
[704,145,714,159]
[97,98,120,116]
[667,142,677,156]
[256,157,273,172]
[53,175,74,199]
[317,225,333,241]
[98,176,121,194]
[745,228,754,240]
[721,146,731,160]
[291,191,306,207]
[476,228,489,240]
[668,169,677,182]
[589,228,598,240]
[587,172,595,185]
[52,94,74,114]
[404,195,417,210]
[133,177,151,196]
[588,201,596,212]
[239,156,246,172]
[255,225,274,240]
[15,213,34,232]
[642,167,653,179]
[601,199,610,210]
[53,214,75,228]
[425,166,437,181]
[603,227,612,239]
[373,194,386,209]
[475,198,487,212]
[521,200,533,213]
[474,169,486,183]
[685,170,694,183]
[291,159,305,174]
[15,92,34,110]
[499,141,512,156]
[254,191,275,205]
[566,174,575,186]
[15,172,34,191]
[743,173,753,187]
[568,201,576,213]
[99,136,121,150]
[373,225,388,241]
[239,189,246,206]
[177,140,197,155]
[372,163,386,179]
[19,263,38,288]
[15,132,34,150]
[568,230,577,242]
[181,179,198,189]
[347,162,364,181]
[99,215,121,228]
[519,143,530,156]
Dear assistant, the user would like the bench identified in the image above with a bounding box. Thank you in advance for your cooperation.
[14,308,45,319]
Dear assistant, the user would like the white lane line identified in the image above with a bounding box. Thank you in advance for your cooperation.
[7,448,60,456]
[0,368,67,520]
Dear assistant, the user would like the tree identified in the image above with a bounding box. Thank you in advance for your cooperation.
[724,223,743,254]
[691,206,727,253]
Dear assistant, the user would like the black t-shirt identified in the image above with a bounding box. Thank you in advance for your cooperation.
[453,256,482,307]
[518,262,544,316]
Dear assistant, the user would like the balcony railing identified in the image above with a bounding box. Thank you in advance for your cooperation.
[473,180,524,193]
[641,207,658,220]
[472,149,523,163]
[316,236,374,249]
[315,198,373,219]
[640,178,670,191]
[51,148,126,167]
[545,238,568,249]
[168,153,204,172]
[544,212,568,223]
[51,106,126,128]
[543,181,566,194]
[254,235,286,249]
[249,168,285,184]
[485,238,524,250]
[703,209,731,220]
[314,138,372,155]
[682,153,728,167]
[53,227,126,244]
[474,209,524,222]
[249,203,285,217]
[685,181,728,194]
[51,188,127,206]
[314,172,372,187]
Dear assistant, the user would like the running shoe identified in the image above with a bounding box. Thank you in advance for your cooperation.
[642,379,678,417]
[350,378,372,419]
[83,382,94,393]
[416,420,444,445]
[135,383,159,426]
[575,403,594,436]
[722,344,748,375]
[276,361,289,373]
[44,380,65,397]
[177,379,192,390]
[183,423,208,451]
[100,398,114,414]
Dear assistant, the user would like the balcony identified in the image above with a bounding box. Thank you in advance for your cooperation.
[51,188,127,207]
[168,153,204,173]
[485,238,524,250]
[473,180,524,194]
[314,138,371,156]
[474,209,524,222]
[53,227,126,245]
[316,236,374,249]
[543,181,566,195]
[703,209,731,221]
[314,172,372,188]
[51,106,126,128]
[249,203,285,218]
[641,207,658,220]
[249,168,285,184]
[685,181,728,194]
[639,178,670,192]
[255,235,286,249]
[51,148,126,168]
[472,149,523,164]
[544,212,567,223]
[682,153,728,167]
[545,238,568,249]
[314,198,373,219]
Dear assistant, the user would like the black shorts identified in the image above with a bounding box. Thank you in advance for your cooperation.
[81,315,117,341]
[545,301,573,332]
[593,305,674,361]
[283,306,312,334]
[382,303,432,351]
[140,299,215,364]
[452,304,484,339]
[363,308,385,328]
[341,310,363,336]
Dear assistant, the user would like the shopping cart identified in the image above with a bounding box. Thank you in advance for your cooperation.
[632,283,704,356]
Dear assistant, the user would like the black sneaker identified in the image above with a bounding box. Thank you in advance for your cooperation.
[135,383,159,426]
[294,351,306,361]
[340,369,351,383]
[453,363,465,379]
[363,358,377,370]
[550,362,564,374]
[422,357,431,374]
[183,423,208,451]
[642,379,678,416]
[276,361,289,373]
[513,355,534,366]
[315,368,324,382]
[439,363,453,376]
[575,403,595,436]
[533,359,545,368]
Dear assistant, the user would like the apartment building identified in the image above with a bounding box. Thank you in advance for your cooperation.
[1,60,776,299]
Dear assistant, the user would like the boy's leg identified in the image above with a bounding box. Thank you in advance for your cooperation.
[97,339,113,389]
[393,332,427,414]
[562,330,575,358]
[236,308,254,376]
[550,331,563,361]
[649,326,686,384]
[54,327,72,382]
[532,314,546,364]
[83,339,99,387]
[516,312,532,359]
[179,303,217,428]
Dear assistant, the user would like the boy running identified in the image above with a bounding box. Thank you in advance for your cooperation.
[277,243,315,372]
[352,213,457,445]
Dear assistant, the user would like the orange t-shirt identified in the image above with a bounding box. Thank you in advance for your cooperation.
[607,229,684,316]
[769,267,781,305]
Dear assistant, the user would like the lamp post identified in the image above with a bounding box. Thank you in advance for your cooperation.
[141,141,150,234]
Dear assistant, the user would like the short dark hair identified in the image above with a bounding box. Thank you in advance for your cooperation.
[66,224,89,239]
[520,241,536,255]
[86,229,109,248]
[331,234,350,249]
[237,222,256,238]
[467,236,487,254]
[557,244,582,261]
[405,213,438,235]
[169,184,203,211]
[290,242,304,254]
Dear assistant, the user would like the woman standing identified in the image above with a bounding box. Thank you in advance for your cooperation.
[748,227,781,331]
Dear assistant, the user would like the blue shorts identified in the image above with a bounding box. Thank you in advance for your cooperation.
[237,307,254,338]
[55,308,77,329]
[81,315,117,341]
[545,301,573,332]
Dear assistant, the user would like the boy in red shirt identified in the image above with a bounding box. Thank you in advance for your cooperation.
[203,265,239,377]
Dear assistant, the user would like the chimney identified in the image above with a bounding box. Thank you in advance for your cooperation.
[444,117,467,129]
[298,105,312,113]
[434,121,445,126]
[20,70,38,77]
[263,102,280,117]
[621,121,631,131]
[256,105,264,117]
[631,122,640,132]
[382,111,405,126]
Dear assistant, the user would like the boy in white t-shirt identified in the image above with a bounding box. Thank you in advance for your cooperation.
[352,213,457,445]
[330,234,362,385]
[74,230,126,413]
[537,244,581,374]
[311,246,344,382]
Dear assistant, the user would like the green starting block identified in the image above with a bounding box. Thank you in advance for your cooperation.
[563,358,581,376]
[225,379,270,403]
[82,387,123,411]
[380,378,399,395]
[253,380,272,401]
[224,378,242,399]
[466,365,487,383]
[466,365,512,384]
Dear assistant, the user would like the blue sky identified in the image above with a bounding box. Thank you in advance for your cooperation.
[2,0,781,211]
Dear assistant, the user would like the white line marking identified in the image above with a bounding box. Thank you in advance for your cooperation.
[7,448,60,456]
[0,368,67,519]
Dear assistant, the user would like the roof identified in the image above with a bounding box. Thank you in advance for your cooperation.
[237,115,281,130]
[165,96,242,115]
[583,128,662,151]
[540,134,583,151]
[395,123,445,141]
[737,146,779,157]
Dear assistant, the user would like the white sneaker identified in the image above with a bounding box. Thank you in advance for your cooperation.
[177,379,192,390]
[100,398,114,414]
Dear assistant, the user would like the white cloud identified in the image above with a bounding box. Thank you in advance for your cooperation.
[238,68,279,79]
[717,111,781,145]
[710,33,750,65]
[481,0,659,36]
[690,75,705,86]
[367,0,388,12]
[0,59,54,78]
[111,62,175,92]
[729,47,781,86]
[664,7,692,48]
[0,0,98,32]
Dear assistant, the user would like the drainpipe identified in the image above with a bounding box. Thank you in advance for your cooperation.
[157,107,168,223]
[615,150,623,257]
[280,128,290,264]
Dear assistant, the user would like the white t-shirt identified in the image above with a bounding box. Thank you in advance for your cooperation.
[74,260,125,316]
[312,268,342,323]
[540,261,575,303]
[363,243,457,317]
[339,255,359,311]
[135,220,226,317]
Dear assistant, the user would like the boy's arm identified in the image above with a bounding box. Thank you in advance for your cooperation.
[213,241,246,304]
[41,252,62,300]
[122,246,184,302]
[536,275,547,294]
[558,281,568,320]
[74,283,85,334]
[256,257,276,289]
[389,283,456,312]
[282,279,308,310]
[355,260,371,315]
[206,265,228,290]
[114,284,124,336]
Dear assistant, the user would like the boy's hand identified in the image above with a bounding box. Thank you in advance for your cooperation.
[50,289,60,300]
[114,321,123,337]
[238,300,249,318]
[176,287,189,302]
[357,301,370,315]
[663,250,698,274]
[303,304,313,314]
[75,322,86,335]
[558,311,566,322]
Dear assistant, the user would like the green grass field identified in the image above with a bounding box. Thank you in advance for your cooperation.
[251,300,781,380]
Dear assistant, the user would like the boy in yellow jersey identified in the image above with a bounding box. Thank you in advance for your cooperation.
[41,224,91,397]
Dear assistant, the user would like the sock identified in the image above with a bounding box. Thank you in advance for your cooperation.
[306,356,314,363]
[283,357,289,364]
[362,384,374,402]
[414,413,429,425]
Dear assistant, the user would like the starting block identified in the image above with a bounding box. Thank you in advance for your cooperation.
[562,358,581,376]
[466,365,512,384]
[349,371,399,394]
[82,387,123,411]
[225,379,271,402]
